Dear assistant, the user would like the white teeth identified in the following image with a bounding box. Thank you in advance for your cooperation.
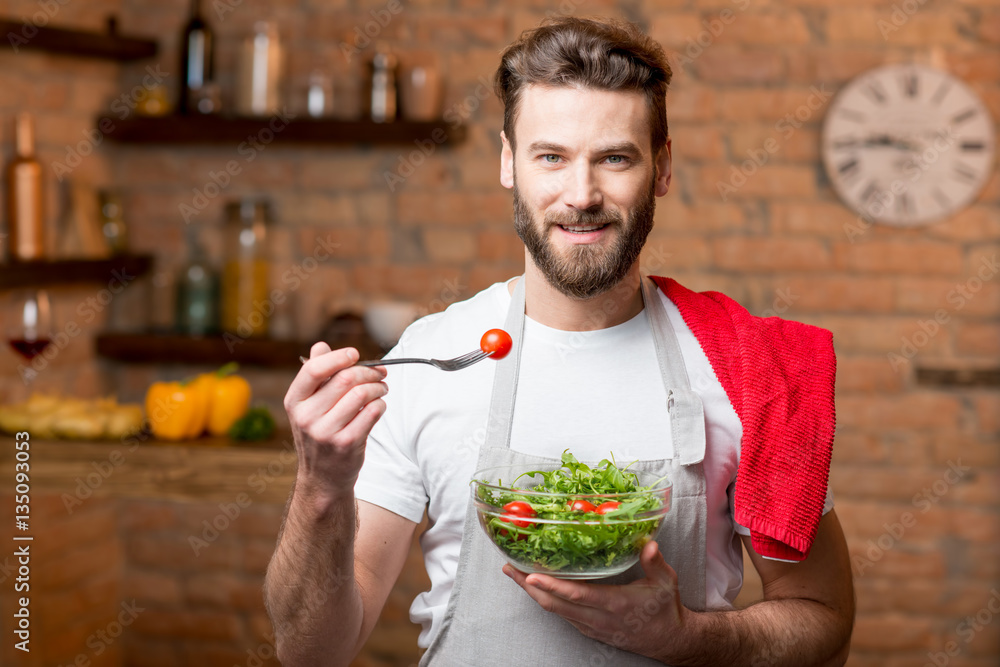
[561,224,606,233]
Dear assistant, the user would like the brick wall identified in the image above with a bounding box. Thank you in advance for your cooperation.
[1,0,998,665]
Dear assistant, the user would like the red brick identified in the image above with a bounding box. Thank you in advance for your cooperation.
[123,570,183,606]
[477,229,523,263]
[786,47,888,84]
[648,12,703,51]
[947,51,1000,82]
[654,198,749,234]
[424,228,477,263]
[835,355,905,393]
[974,396,1000,434]
[665,84,718,122]
[712,237,831,272]
[717,88,827,122]
[699,164,817,200]
[728,125,818,164]
[670,124,725,162]
[123,638,181,667]
[836,393,963,431]
[713,11,812,46]
[127,536,240,571]
[951,472,1000,507]
[956,322,1000,357]
[830,431,886,465]
[296,153,382,190]
[845,537,947,578]
[834,241,964,276]
[38,538,123,591]
[644,234,711,271]
[692,48,786,84]
[852,615,937,651]
[131,609,241,642]
[243,538,278,575]
[828,10,963,45]
[120,501,179,532]
[413,14,506,46]
[927,206,1000,241]
[398,191,511,226]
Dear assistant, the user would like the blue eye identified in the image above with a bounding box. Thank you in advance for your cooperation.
[543,154,560,163]
[607,155,625,164]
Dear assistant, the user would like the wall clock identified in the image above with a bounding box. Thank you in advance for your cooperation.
[821,64,995,226]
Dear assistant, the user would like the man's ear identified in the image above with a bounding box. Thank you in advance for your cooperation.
[655,139,672,197]
[500,131,514,190]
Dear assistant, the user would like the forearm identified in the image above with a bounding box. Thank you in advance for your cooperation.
[264,484,364,667]
[668,597,852,667]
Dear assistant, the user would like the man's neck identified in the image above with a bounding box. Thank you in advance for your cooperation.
[510,262,645,331]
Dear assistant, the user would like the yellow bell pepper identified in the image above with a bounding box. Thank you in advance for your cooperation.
[145,374,213,441]
[205,363,252,436]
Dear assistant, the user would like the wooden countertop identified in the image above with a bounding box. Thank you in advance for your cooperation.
[2,432,297,505]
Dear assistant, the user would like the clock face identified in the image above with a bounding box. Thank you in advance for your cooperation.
[822,64,995,226]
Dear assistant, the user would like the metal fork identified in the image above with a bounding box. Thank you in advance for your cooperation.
[299,349,492,372]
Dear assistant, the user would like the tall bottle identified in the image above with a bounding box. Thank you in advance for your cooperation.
[178,0,214,115]
[5,113,44,261]
[175,226,220,336]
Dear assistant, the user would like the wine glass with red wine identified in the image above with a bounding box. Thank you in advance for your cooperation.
[7,289,54,386]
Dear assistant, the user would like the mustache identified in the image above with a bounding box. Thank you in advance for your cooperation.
[545,208,623,227]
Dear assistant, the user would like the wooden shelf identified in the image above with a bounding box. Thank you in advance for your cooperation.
[916,366,1000,388]
[0,19,157,61]
[95,331,383,368]
[96,114,467,146]
[0,254,153,289]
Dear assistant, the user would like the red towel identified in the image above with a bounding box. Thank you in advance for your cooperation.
[652,277,836,561]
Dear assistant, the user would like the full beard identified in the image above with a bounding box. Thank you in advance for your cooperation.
[513,179,656,300]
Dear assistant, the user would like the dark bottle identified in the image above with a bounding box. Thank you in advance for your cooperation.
[178,0,214,115]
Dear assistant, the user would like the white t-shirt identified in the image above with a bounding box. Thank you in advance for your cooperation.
[355,279,833,648]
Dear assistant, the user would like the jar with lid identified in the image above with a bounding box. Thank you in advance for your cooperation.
[221,198,272,337]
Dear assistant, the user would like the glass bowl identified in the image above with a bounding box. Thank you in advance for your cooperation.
[471,463,672,580]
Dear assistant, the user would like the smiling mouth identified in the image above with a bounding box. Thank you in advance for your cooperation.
[558,223,610,234]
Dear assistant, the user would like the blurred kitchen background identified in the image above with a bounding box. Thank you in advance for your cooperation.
[0,0,997,665]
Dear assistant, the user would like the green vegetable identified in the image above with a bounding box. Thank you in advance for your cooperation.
[227,406,276,441]
[476,451,666,574]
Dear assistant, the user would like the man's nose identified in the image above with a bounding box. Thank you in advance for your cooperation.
[561,163,603,211]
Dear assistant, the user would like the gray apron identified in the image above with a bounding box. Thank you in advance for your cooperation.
[420,275,708,666]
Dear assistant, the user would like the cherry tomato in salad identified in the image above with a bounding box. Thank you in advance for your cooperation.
[595,501,621,515]
[480,329,513,360]
[569,499,597,513]
[500,501,536,528]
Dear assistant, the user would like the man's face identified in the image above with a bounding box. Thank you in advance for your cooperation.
[500,85,671,299]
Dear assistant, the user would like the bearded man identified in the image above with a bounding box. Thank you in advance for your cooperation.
[266,16,854,667]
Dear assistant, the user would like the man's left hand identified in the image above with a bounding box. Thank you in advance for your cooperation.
[503,540,688,660]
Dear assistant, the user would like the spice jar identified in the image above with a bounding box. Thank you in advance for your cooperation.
[221,198,271,338]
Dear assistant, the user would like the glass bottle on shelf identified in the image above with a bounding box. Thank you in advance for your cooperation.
[221,198,271,338]
[235,21,282,116]
[368,42,398,123]
[175,226,220,336]
[178,0,215,115]
[5,112,44,261]
[98,190,128,255]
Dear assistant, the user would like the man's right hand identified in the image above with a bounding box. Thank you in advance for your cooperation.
[283,343,389,502]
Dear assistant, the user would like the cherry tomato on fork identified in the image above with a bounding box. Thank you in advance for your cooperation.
[480,329,513,360]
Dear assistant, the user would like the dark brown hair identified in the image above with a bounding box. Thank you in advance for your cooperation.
[494,16,672,154]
